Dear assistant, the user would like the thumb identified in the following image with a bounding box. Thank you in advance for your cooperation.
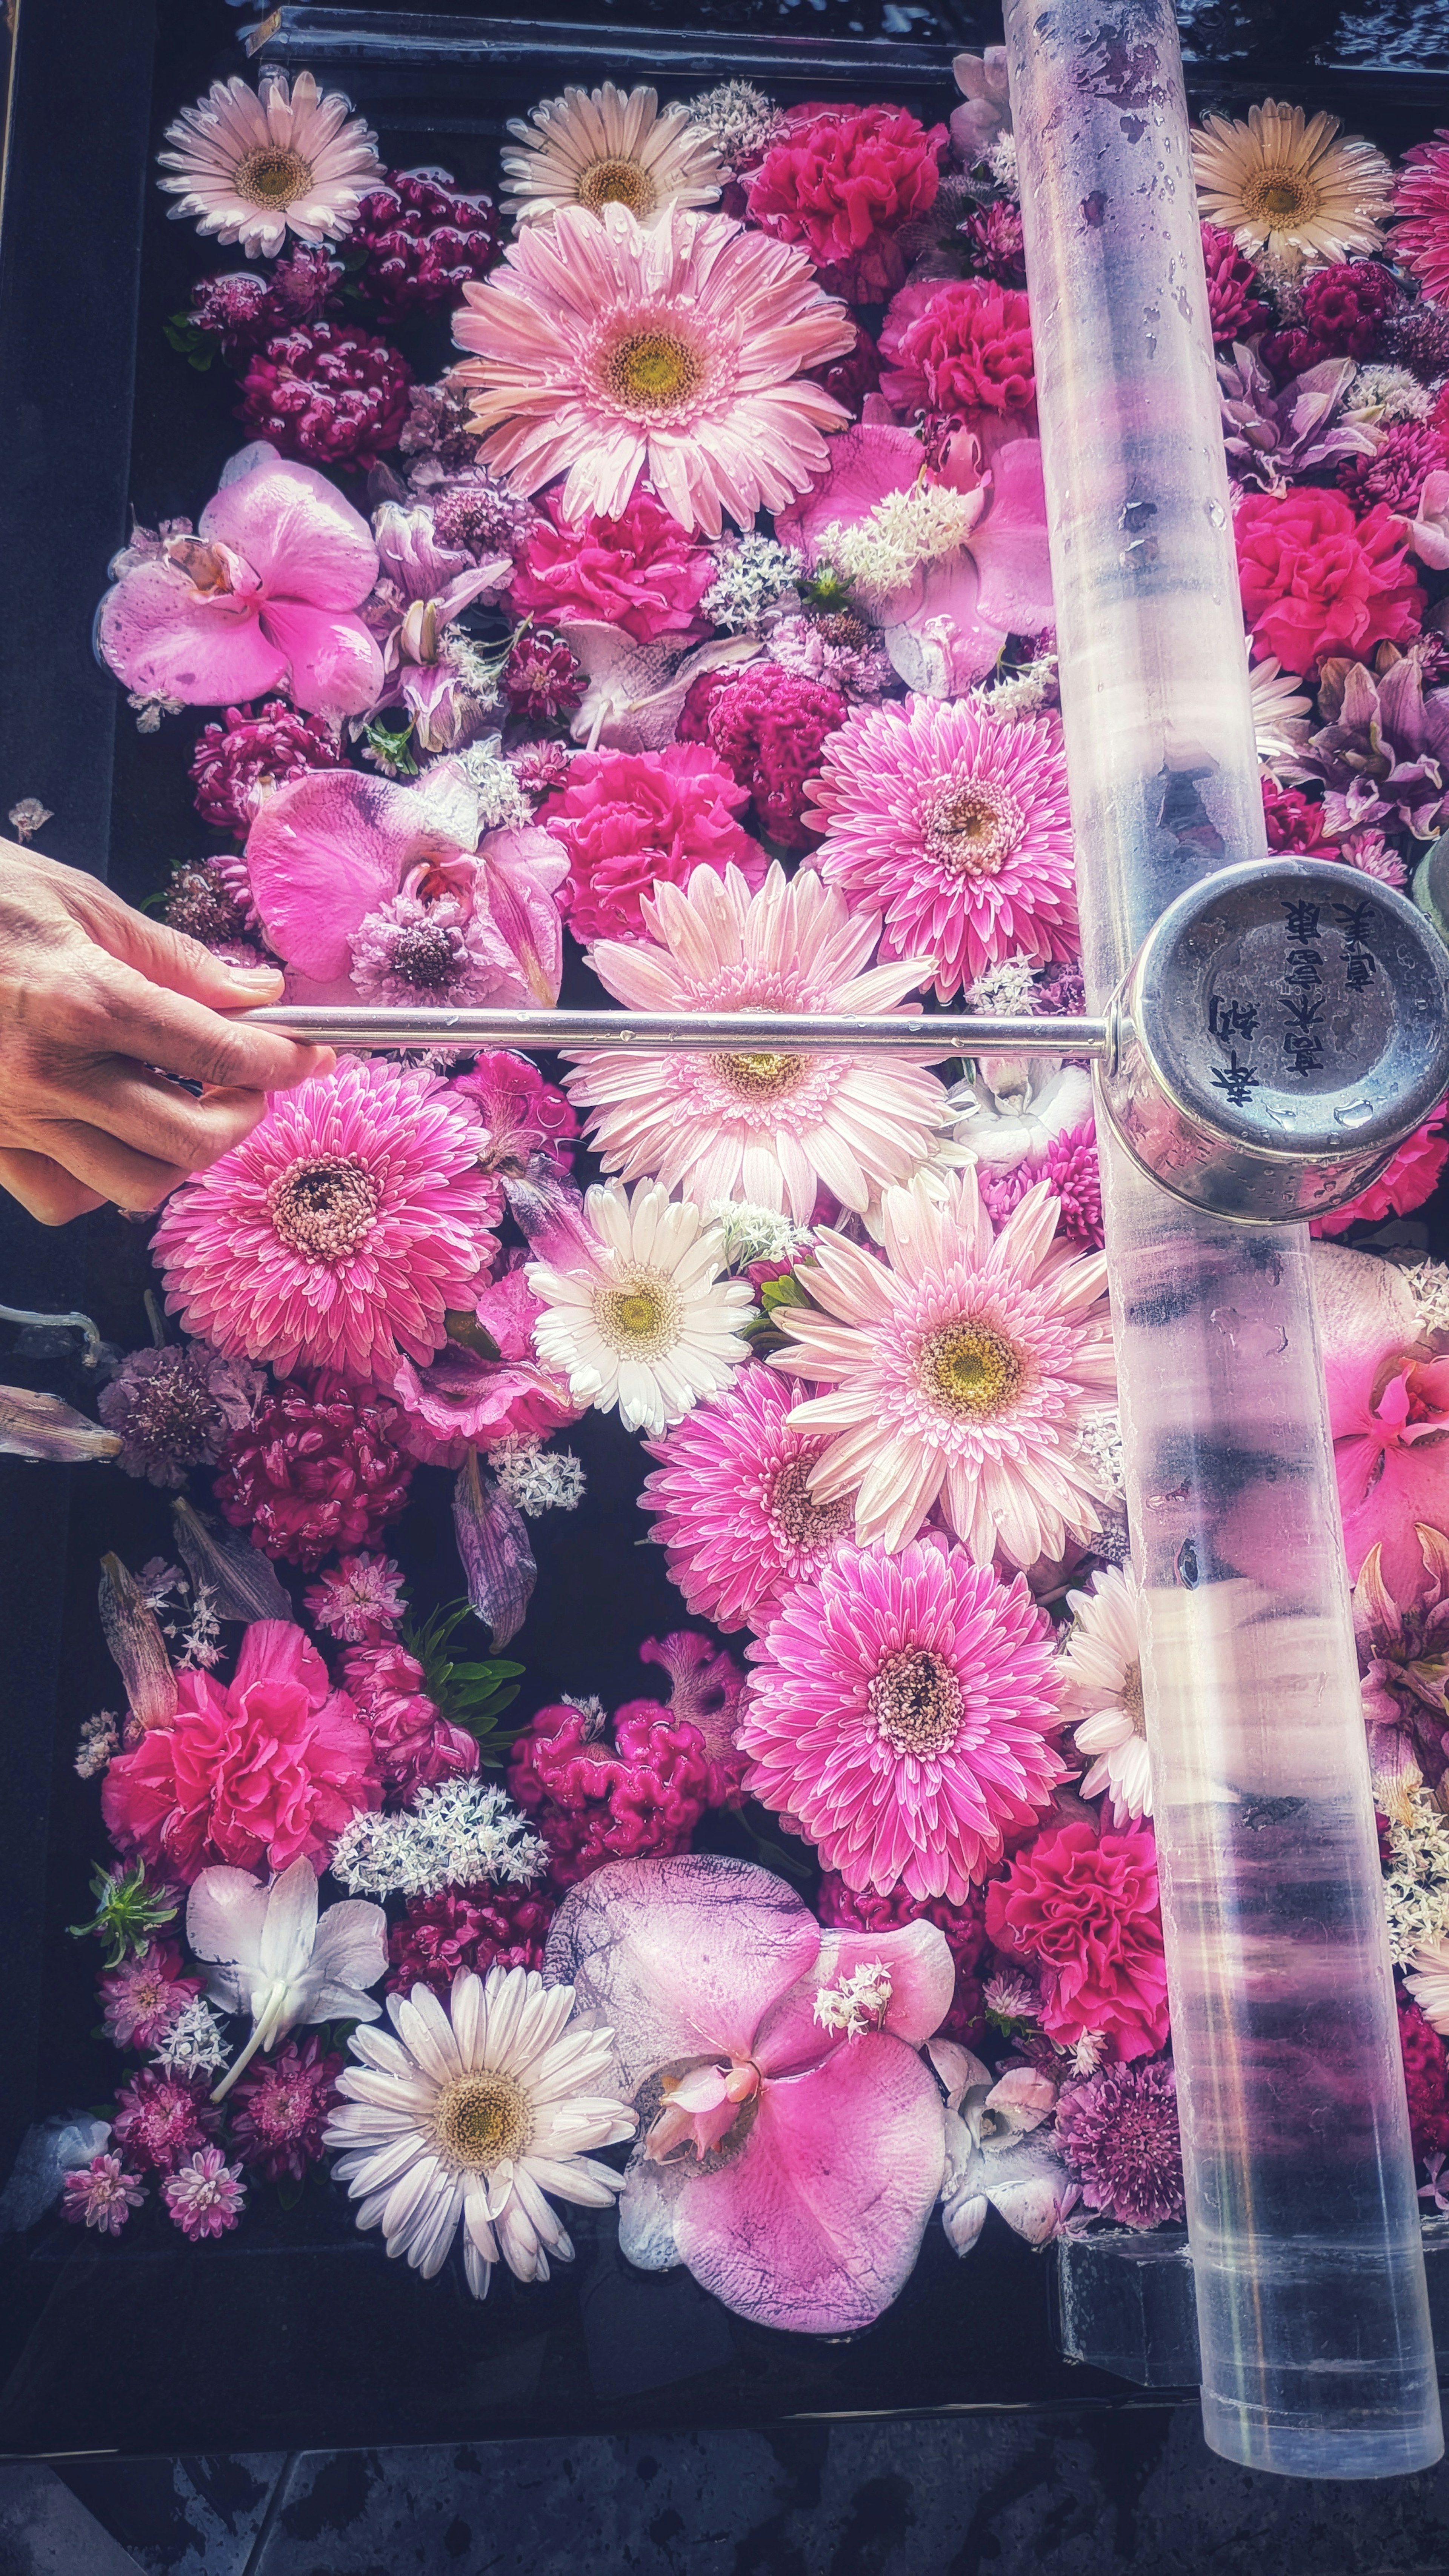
[82,900,286,1011]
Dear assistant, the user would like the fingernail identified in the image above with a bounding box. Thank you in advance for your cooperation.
[229,966,283,987]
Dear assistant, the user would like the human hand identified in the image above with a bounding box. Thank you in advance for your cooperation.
[0,839,334,1225]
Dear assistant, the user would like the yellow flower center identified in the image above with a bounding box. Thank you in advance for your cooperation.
[606,331,704,411]
[711,1051,807,1100]
[924,777,1024,878]
[233,144,314,209]
[595,1272,680,1356]
[430,2072,533,2172]
[869,1647,964,1755]
[578,156,658,217]
[918,1319,1026,1416]
[268,1155,380,1263]
[1241,168,1317,225]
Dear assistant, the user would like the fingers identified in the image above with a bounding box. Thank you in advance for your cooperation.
[0,1148,106,1227]
[66,876,286,1009]
[69,948,334,1095]
[21,1119,192,1214]
[71,1070,274,1173]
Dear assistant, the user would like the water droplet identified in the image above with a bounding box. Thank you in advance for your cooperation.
[1204,500,1226,529]
[1334,1100,1377,1129]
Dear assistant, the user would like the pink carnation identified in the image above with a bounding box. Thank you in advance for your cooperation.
[677,662,846,848]
[101,1618,380,1882]
[386,1882,556,1997]
[540,742,767,946]
[1312,1106,1449,1237]
[1235,488,1424,677]
[341,1636,480,1799]
[228,2035,343,2181]
[1262,777,1338,856]
[509,492,714,644]
[878,277,1035,422]
[744,101,946,303]
[215,1380,413,1570]
[111,2068,222,2175]
[99,1939,201,2050]
[984,1819,1170,2062]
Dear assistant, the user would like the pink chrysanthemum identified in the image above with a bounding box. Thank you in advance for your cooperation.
[566,863,948,1222]
[772,1167,1115,1565]
[305,1550,408,1643]
[228,2035,343,2182]
[151,1057,499,1381]
[162,2145,248,2241]
[640,1361,854,1633]
[112,2068,222,2176]
[215,1381,414,1570]
[385,1883,556,1999]
[977,1120,1104,1252]
[99,1939,202,2050]
[450,201,853,537]
[807,698,1078,1002]
[1338,420,1449,516]
[62,2155,146,2237]
[740,1536,1066,1903]
[1392,133,1449,305]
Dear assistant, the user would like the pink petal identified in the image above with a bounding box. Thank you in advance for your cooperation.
[772,424,924,560]
[970,440,1054,634]
[473,827,568,1008]
[755,1921,956,2076]
[97,563,285,706]
[231,1618,328,1707]
[260,600,384,719]
[200,454,378,610]
[245,769,422,981]
[668,2035,946,2332]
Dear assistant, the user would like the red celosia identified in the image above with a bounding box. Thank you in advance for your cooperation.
[351,167,497,321]
[1261,777,1338,855]
[878,276,1035,421]
[386,1882,556,1998]
[637,1630,747,1807]
[190,245,341,357]
[817,1869,988,2045]
[341,1637,480,1801]
[1234,489,1424,677]
[1200,221,1269,343]
[190,698,343,840]
[1338,421,1449,517]
[111,2068,222,2175]
[1391,133,1449,306]
[228,2035,344,2182]
[984,1819,1171,2062]
[510,492,714,645]
[540,741,767,945]
[678,662,847,848]
[503,631,585,725]
[1312,1105,1449,1237]
[743,100,947,302]
[1398,1989,1449,2161]
[961,199,1028,290]
[236,321,414,472]
[1302,258,1400,357]
[215,1381,413,1572]
[508,1697,718,1888]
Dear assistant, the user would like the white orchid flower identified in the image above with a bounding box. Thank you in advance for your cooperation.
[942,1058,1096,1172]
[931,2040,1077,2255]
[186,1855,388,2103]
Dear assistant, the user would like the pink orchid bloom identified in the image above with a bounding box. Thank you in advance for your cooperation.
[774,421,1053,697]
[97,444,383,718]
[390,1270,581,1467]
[243,756,568,1006]
[564,621,761,756]
[545,1852,953,2333]
[1315,1242,1449,1599]
[363,500,513,753]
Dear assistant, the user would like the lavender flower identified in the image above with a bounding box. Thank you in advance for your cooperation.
[1055,2058,1185,2227]
[98,1344,264,1488]
[1218,346,1379,490]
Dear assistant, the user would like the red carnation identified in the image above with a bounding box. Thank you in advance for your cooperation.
[215,1380,413,1571]
[540,742,767,945]
[386,1884,556,1998]
[678,662,846,848]
[351,167,497,322]
[1261,777,1338,855]
[1234,488,1424,677]
[879,275,1035,421]
[236,321,413,473]
[1398,1989,1449,2161]
[743,100,946,303]
[817,1870,988,2045]
[510,492,714,645]
[190,698,343,840]
[984,1818,1170,2062]
[1200,222,1269,344]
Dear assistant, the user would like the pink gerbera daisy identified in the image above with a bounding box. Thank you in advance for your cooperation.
[151,1056,499,1381]
[641,1362,855,1633]
[449,201,854,536]
[565,862,947,1221]
[807,697,1078,1001]
[771,1167,1115,1564]
[740,1535,1067,1901]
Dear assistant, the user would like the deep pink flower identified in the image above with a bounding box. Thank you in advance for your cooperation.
[540,742,767,946]
[1261,776,1338,856]
[984,1819,1169,2062]
[546,1853,954,2331]
[1392,135,1449,304]
[510,493,715,645]
[228,2034,344,2182]
[641,1363,854,1635]
[216,1380,413,1569]
[97,449,383,718]
[960,200,1028,290]
[503,631,585,725]
[389,1271,581,1469]
[162,2145,247,2239]
[1234,488,1424,677]
[509,1694,717,1889]
[1312,1107,1449,1238]
[977,1120,1104,1252]
[879,278,1035,423]
[351,167,498,321]
[677,663,846,848]
[817,1870,988,2046]
[1055,2058,1184,2225]
[1302,258,1400,357]
[1340,421,1449,517]
[99,1938,201,2050]
[341,1636,480,1799]
[803,322,883,417]
[112,2068,223,2175]
[62,2154,145,2236]
[236,321,413,474]
[1200,222,1269,342]
[162,860,257,950]
[304,1551,408,1644]
[743,102,946,303]
[190,245,341,356]
[386,1882,556,1997]
[190,698,343,840]
[101,1618,380,1882]
[1400,1990,1449,2161]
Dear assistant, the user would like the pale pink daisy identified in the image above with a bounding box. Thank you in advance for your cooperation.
[157,70,383,260]
[640,1362,855,1633]
[806,697,1078,1001]
[162,2145,248,2241]
[566,863,947,1223]
[771,1167,1115,1565]
[1057,1564,1152,1826]
[740,1536,1067,1902]
[449,202,854,537]
[528,1178,754,1437]
[151,1057,499,1383]
[62,2154,145,2238]
[305,1552,410,1645]
[500,82,723,228]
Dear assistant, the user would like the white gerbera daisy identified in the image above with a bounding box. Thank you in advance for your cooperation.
[1248,647,1314,770]
[157,70,383,260]
[1056,1564,1152,1825]
[528,1178,754,1436]
[324,1966,635,2298]
[501,82,723,229]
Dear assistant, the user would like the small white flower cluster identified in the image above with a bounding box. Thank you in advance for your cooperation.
[330,1776,547,1901]
[963,958,1038,1019]
[974,654,1058,724]
[74,1709,121,1781]
[818,484,979,606]
[489,1435,587,1519]
[176,1580,222,1673]
[987,131,1018,194]
[152,1996,229,2081]
[686,78,786,174]
[1401,1257,1449,1340]
[701,533,802,635]
[1062,2030,1110,2077]
[1384,1786,1449,1967]
[1078,1407,1127,1503]
[813,1960,893,2038]
[1345,364,1434,425]
[456,737,534,831]
[704,1199,814,1272]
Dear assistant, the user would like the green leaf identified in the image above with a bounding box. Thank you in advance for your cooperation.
[761,1273,809,1315]
[163,312,215,371]
[275,2172,305,2212]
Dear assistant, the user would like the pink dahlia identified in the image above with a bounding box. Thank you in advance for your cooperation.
[112,2068,222,2175]
[228,2035,343,2182]
[742,102,946,304]
[640,1362,854,1634]
[62,2154,145,2237]
[151,1057,498,1381]
[741,1536,1066,1904]
[1234,488,1424,677]
[1055,2058,1184,2225]
[450,201,853,537]
[215,1380,414,1570]
[510,491,714,644]
[1200,222,1269,342]
[163,2145,247,2241]
[1312,1107,1449,1238]
[540,742,766,947]
[101,1618,380,1882]
[304,1550,408,1644]
[566,862,947,1222]
[677,663,846,848]
[816,1869,988,2046]
[878,278,1035,423]
[772,1168,1115,1565]
[236,320,413,474]
[99,1939,201,2050]
[351,167,498,322]
[808,696,1077,1001]
[341,1636,480,1799]
[985,1819,1169,2062]
[385,1883,555,1998]
[1392,134,1449,304]
[190,698,343,840]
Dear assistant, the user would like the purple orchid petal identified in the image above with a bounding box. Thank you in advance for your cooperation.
[452,1447,536,1650]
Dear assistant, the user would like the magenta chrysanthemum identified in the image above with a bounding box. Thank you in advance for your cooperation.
[1055,2058,1184,2226]
[62,2155,145,2237]
[450,200,854,536]
[151,1057,499,1380]
[228,2035,343,2183]
[99,1939,201,2050]
[807,698,1078,1001]
[740,1536,1066,1902]
[162,2145,248,2241]
[772,1167,1115,1564]
[304,1550,408,1643]
[112,2068,222,2176]
[640,1361,854,1633]
[1392,134,1449,305]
